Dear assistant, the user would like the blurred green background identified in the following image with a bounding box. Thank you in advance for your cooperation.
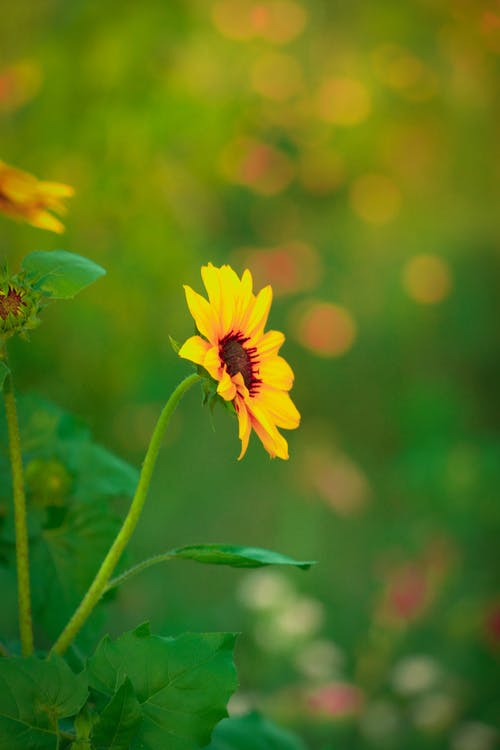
[1,0,499,747]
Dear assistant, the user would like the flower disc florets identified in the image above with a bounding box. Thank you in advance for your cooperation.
[0,275,41,340]
[179,263,300,460]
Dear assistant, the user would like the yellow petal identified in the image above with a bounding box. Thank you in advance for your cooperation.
[245,285,273,339]
[203,345,222,380]
[236,398,252,460]
[217,369,237,401]
[233,372,250,400]
[202,263,235,335]
[255,329,285,357]
[250,411,289,459]
[184,285,219,342]
[245,398,289,459]
[258,356,294,390]
[39,181,75,198]
[29,210,65,234]
[257,388,300,429]
[233,268,254,331]
[178,335,211,365]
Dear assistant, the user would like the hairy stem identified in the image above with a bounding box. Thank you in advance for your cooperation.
[50,372,201,656]
[1,345,34,656]
[104,552,175,593]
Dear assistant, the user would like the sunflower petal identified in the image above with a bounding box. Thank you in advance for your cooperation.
[254,329,285,357]
[184,285,219,342]
[258,356,294,390]
[203,345,222,380]
[250,410,289,459]
[178,335,211,365]
[245,285,273,338]
[257,388,301,429]
[217,369,237,401]
[236,398,252,460]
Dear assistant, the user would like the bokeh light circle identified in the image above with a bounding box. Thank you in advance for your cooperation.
[403,254,452,304]
[295,301,357,357]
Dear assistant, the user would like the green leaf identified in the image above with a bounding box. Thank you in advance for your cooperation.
[0,654,87,750]
[169,335,180,354]
[87,624,238,750]
[169,544,316,570]
[204,713,308,750]
[91,678,142,750]
[0,361,9,389]
[22,250,105,300]
[30,502,121,646]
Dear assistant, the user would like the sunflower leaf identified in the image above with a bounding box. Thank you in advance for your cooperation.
[87,625,238,750]
[0,654,88,750]
[91,678,142,750]
[203,712,308,750]
[21,250,105,299]
[169,544,316,570]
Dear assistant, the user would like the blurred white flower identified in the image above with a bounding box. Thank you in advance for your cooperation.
[391,654,441,695]
[274,596,325,638]
[253,597,324,652]
[410,692,457,731]
[237,570,294,611]
[359,699,402,742]
[294,639,345,681]
[451,722,499,750]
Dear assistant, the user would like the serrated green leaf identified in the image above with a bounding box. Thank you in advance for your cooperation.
[0,361,9,389]
[169,544,316,570]
[204,713,308,750]
[0,654,88,750]
[87,626,238,750]
[22,250,105,300]
[91,678,142,750]
[30,502,120,645]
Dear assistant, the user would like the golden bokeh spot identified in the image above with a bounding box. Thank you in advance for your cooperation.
[403,254,452,305]
[0,60,42,113]
[238,241,321,296]
[316,77,371,126]
[212,0,307,44]
[219,137,294,195]
[295,301,356,357]
[372,44,425,89]
[250,52,304,101]
[211,0,255,40]
[298,147,345,195]
[349,174,401,224]
[255,1,307,44]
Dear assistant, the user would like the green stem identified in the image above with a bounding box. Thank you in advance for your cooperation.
[1,345,34,656]
[50,372,201,656]
[105,552,175,593]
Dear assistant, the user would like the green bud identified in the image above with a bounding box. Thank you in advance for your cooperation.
[25,458,73,507]
[0,276,41,340]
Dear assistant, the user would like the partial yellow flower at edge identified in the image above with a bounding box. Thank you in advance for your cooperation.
[178,263,300,460]
[0,160,74,233]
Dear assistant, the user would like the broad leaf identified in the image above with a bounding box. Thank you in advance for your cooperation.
[169,544,315,570]
[204,713,308,750]
[0,654,87,750]
[91,678,142,750]
[22,250,105,299]
[0,361,9,389]
[87,624,238,750]
[30,501,120,645]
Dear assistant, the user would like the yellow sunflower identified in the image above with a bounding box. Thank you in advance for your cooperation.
[179,263,300,460]
[0,160,74,233]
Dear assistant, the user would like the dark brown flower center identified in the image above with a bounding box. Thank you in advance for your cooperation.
[219,332,261,395]
[0,287,25,320]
